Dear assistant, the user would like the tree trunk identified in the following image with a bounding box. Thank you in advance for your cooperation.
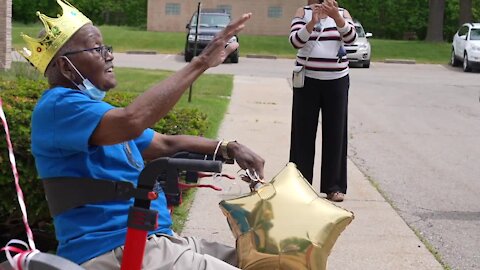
[459,0,473,25]
[425,0,446,41]
[0,0,12,70]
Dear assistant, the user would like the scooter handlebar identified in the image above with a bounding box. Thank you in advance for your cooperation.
[168,158,222,174]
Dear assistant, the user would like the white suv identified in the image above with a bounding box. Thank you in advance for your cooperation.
[345,20,372,68]
[451,22,480,72]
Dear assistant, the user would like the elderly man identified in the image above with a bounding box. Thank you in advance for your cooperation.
[21,1,262,269]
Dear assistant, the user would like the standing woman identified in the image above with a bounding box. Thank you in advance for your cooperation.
[288,0,357,202]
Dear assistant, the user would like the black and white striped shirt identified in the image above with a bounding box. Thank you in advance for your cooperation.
[289,6,357,80]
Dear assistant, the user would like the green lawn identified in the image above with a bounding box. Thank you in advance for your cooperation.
[13,23,452,64]
[370,39,451,64]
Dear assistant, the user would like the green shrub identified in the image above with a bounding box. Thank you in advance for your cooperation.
[0,77,208,250]
[0,78,48,226]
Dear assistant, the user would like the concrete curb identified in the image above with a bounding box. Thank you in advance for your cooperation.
[125,51,157,55]
[384,58,416,64]
[245,54,277,60]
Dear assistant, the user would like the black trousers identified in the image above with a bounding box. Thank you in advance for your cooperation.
[289,75,349,194]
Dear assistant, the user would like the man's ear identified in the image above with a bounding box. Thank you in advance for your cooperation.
[56,56,76,82]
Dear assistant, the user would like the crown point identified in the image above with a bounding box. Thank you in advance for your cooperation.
[23,48,32,57]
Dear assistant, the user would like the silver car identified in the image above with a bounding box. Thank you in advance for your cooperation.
[345,21,372,68]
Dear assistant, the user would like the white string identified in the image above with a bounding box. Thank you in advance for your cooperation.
[212,140,223,181]
[3,239,29,269]
[1,239,40,270]
[245,169,261,181]
[212,139,222,161]
[23,249,40,269]
[0,98,37,250]
[238,168,265,191]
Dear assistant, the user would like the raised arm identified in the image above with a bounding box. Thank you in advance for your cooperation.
[90,13,253,146]
[289,4,325,49]
[322,0,357,44]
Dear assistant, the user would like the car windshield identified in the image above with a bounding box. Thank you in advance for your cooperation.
[470,28,480,40]
[191,14,230,28]
[355,25,366,37]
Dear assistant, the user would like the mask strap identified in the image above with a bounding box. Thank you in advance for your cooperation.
[61,56,86,83]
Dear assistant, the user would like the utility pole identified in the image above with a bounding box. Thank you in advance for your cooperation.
[188,2,201,103]
[0,0,12,71]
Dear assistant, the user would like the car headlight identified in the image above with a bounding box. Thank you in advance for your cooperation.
[228,36,237,43]
[188,34,196,42]
[359,44,368,50]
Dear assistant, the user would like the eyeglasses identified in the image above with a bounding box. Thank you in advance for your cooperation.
[63,45,113,60]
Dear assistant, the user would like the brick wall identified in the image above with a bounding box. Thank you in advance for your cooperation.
[147,0,307,36]
[0,0,12,70]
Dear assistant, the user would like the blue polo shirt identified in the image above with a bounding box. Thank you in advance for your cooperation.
[31,86,173,264]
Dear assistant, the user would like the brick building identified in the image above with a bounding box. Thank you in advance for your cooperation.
[147,0,307,36]
[0,0,12,70]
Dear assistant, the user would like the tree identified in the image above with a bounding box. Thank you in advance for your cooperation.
[426,0,446,41]
[11,0,147,27]
[459,0,473,25]
[0,0,12,71]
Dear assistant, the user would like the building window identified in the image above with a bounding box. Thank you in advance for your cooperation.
[268,6,282,18]
[217,5,232,14]
[165,3,180,15]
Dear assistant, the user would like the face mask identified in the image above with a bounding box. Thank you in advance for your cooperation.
[62,56,106,101]
[76,79,106,101]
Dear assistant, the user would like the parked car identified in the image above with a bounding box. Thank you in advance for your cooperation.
[451,22,480,72]
[184,9,239,63]
[345,20,372,68]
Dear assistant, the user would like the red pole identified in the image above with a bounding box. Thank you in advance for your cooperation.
[120,228,148,270]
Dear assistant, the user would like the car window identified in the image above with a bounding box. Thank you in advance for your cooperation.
[191,14,230,28]
[355,25,366,37]
[470,28,480,40]
[458,26,469,36]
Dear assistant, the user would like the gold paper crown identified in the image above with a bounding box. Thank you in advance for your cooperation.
[20,0,91,75]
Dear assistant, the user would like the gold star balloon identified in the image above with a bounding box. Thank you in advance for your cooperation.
[219,163,354,270]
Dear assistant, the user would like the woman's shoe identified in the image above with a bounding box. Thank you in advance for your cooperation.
[326,192,345,202]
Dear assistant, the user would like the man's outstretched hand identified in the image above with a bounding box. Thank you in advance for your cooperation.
[228,141,265,181]
[196,13,252,68]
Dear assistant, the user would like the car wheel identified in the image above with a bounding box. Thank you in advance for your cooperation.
[184,51,193,62]
[451,48,461,67]
[463,52,471,72]
[230,51,239,64]
[362,60,370,68]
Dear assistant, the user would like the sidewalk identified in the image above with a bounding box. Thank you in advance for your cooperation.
[181,76,444,269]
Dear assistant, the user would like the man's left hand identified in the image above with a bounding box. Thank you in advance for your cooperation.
[197,13,252,68]
[228,142,265,180]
